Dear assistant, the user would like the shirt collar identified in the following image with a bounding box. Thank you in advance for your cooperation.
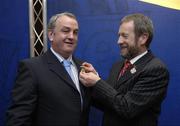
[50,47,73,64]
[130,50,148,64]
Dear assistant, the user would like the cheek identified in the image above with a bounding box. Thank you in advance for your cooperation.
[52,38,63,48]
[54,35,64,42]
[74,36,78,42]
[127,38,136,47]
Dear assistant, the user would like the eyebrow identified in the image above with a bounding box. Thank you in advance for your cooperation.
[119,32,128,36]
[62,26,79,31]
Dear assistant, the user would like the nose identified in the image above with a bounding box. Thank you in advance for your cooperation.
[117,36,122,45]
[68,32,75,39]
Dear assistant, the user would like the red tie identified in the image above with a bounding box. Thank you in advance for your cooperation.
[118,60,132,78]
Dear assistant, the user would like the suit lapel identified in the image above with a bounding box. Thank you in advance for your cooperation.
[72,57,84,92]
[43,50,77,90]
[73,58,87,99]
[111,61,124,88]
[133,50,154,74]
[116,51,154,88]
[72,57,90,108]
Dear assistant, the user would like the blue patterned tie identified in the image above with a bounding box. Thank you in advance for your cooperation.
[63,60,83,110]
[63,60,75,82]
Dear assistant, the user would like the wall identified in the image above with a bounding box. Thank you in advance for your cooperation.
[0,0,29,125]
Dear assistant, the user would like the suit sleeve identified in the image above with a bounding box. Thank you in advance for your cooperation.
[92,64,169,119]
[6,61,37,126]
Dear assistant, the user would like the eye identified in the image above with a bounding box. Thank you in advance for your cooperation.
[122,33,128,39]
[62,29,69,33]
[74,30,78,35]
[124,35,128,39]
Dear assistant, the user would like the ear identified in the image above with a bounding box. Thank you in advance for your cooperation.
[48,31,54,41]
[139,33,149,45]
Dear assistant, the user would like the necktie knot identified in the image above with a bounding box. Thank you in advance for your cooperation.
[63,60,72,78]
[63,60,71,67]
[119,60,133,77]
[124,60,131,69]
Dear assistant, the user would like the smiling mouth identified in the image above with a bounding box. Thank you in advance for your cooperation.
[65,42,73,45]
[120,46,128,50]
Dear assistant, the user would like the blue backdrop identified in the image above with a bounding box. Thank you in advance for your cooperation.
[0,0,29,125]
[0,0,180,126]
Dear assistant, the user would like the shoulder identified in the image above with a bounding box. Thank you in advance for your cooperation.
[148,57,168,70]
[20,56,42,66]
[139,50,169,72]
[18,55,45,71]
[142,57,169,79]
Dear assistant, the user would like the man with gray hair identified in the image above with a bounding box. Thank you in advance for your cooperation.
[6,12,91,126]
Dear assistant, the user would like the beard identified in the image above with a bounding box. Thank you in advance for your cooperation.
[120,43,140,60]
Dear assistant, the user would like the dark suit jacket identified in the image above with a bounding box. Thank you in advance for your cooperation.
[92,51,169,126]
[6,50,91,126]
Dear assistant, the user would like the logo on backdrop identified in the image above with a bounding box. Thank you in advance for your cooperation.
[139,0,180,10]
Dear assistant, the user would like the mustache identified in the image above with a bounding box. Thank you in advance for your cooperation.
[120,44,128,49]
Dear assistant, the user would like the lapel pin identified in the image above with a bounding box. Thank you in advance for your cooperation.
[130,67,136,74]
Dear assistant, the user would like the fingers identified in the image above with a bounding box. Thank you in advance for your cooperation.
[79,71,101,87]
[80,66,92,73]
[79,71,92,87]
[79,62,100,87]
[82,62,92,67]
[81,62,97,74]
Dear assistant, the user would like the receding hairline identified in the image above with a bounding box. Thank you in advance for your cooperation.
[56,12,77,20]
[47,12,78,30]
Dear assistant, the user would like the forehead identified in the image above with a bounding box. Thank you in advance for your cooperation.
[119,20,134,33]
[56,15,78,29]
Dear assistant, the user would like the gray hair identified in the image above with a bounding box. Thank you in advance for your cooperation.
[47,12,77,31]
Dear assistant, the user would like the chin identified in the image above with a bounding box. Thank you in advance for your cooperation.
[121,55,127,59]
[66,49,74,54]
[120,51,126,57]
[120,54,126,59]
[121,52,130,59]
